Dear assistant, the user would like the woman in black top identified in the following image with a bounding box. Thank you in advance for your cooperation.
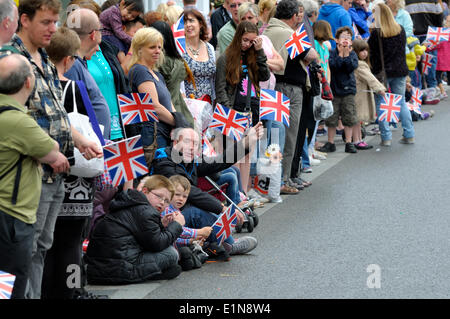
[368,3,415,145]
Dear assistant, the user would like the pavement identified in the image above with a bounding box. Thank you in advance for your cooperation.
[86,92,450,299]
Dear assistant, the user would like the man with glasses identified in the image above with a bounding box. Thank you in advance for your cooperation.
[217,0,244,54]
[65,8,111,140]
[6,0,103,299]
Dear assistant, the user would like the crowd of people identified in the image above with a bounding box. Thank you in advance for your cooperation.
[0,0,448,299]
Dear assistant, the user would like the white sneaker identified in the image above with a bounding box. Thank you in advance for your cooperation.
[312,151,327,160]
[247,188,269,203]
[309,156,321,166]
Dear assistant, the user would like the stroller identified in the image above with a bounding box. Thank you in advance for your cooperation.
[197,176,260,233]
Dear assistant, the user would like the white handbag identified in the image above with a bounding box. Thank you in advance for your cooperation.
[63,80,104,178]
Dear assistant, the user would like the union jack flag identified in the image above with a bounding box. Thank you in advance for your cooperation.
[118,93,158,126]
[426,26,450,44]
[209,104,250,141]
[284,23,311,59]
[202,135,217,157]
[212,205,238,245]
[353,22,361,40]
[0,271,15,299]
[422,53,433,75]
[410,87,423,107]
[103,135,149,187]
[407,102,422,115]
[378,93,402,123]
[259,89,290,126]
[172,14,186,55]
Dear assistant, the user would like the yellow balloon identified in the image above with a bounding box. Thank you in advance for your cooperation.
[15,0,19,6]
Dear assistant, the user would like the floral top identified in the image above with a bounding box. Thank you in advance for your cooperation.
[183,42,216,100]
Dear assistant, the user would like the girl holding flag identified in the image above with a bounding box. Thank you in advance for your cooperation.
[215,21,271,193]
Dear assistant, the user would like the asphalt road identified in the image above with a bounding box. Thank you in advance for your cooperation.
[87,94,450,299]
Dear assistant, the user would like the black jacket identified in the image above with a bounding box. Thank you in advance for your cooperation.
[85,189,182,285]
[329,49,359,96]
[151,143,249,214]
[210,6,232,49]
[368,27,409,79]
[100,40,131,94]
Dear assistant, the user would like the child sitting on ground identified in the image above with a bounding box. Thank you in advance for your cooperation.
[85,175,184,284]
[405,77,434,121]
[167,175,213,247]
[100,0,144,51]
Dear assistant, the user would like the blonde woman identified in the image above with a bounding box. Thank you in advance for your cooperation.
[127,27,176,149]
[258,0,277,33]
[385,0,413,38]
[163,4,184,27]
[368,3,415,146]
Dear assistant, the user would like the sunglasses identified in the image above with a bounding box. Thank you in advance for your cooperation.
[230,3,242,8]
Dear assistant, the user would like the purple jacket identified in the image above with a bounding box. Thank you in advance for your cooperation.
[100,4,132,45]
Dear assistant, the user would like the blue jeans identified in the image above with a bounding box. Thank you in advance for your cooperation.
[181,205,234,245]
[301,136,310,169]
[409,69,422,89]
[375,76,415,141]
[214,167,241,204]
[265,120,286,155]
[418,35,438,88]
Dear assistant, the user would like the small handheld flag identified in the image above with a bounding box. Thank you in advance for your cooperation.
[0,271,15,299]
[426,26,450,44]
[378,93,402,123]
[172,14,187,55]
[410,87,423,107]
[209,103,250,141]
[421,53,433,75]
[212,206,238,245]
[284,23,311,59]
[259,89,290,126]
[118,93,158,126]
[103,135,149,187]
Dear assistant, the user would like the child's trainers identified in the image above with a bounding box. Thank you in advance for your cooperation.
[228,236,258,255]
[355,141,373,150]
[205,242,230,262]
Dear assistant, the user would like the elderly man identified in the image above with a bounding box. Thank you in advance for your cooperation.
[0,54,65,299]
[6,0,103,299]
[0,0,18,47]
[151,123,264,256]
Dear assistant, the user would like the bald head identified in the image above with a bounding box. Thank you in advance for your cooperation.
[66,8,100,38]
[173,127,200,163]
[0,54,34,95]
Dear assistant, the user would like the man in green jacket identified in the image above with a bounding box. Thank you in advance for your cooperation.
[0,54,67,299]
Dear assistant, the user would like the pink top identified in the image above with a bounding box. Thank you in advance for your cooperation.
[259,35,276,90]
[436,40,450,71]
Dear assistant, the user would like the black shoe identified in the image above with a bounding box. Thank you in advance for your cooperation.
[345,143,357,153]
[318,142,336,153]
[204,242,230,262]
[354,141,373,150]
[178,246,195,271]
[152,264,182,280]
